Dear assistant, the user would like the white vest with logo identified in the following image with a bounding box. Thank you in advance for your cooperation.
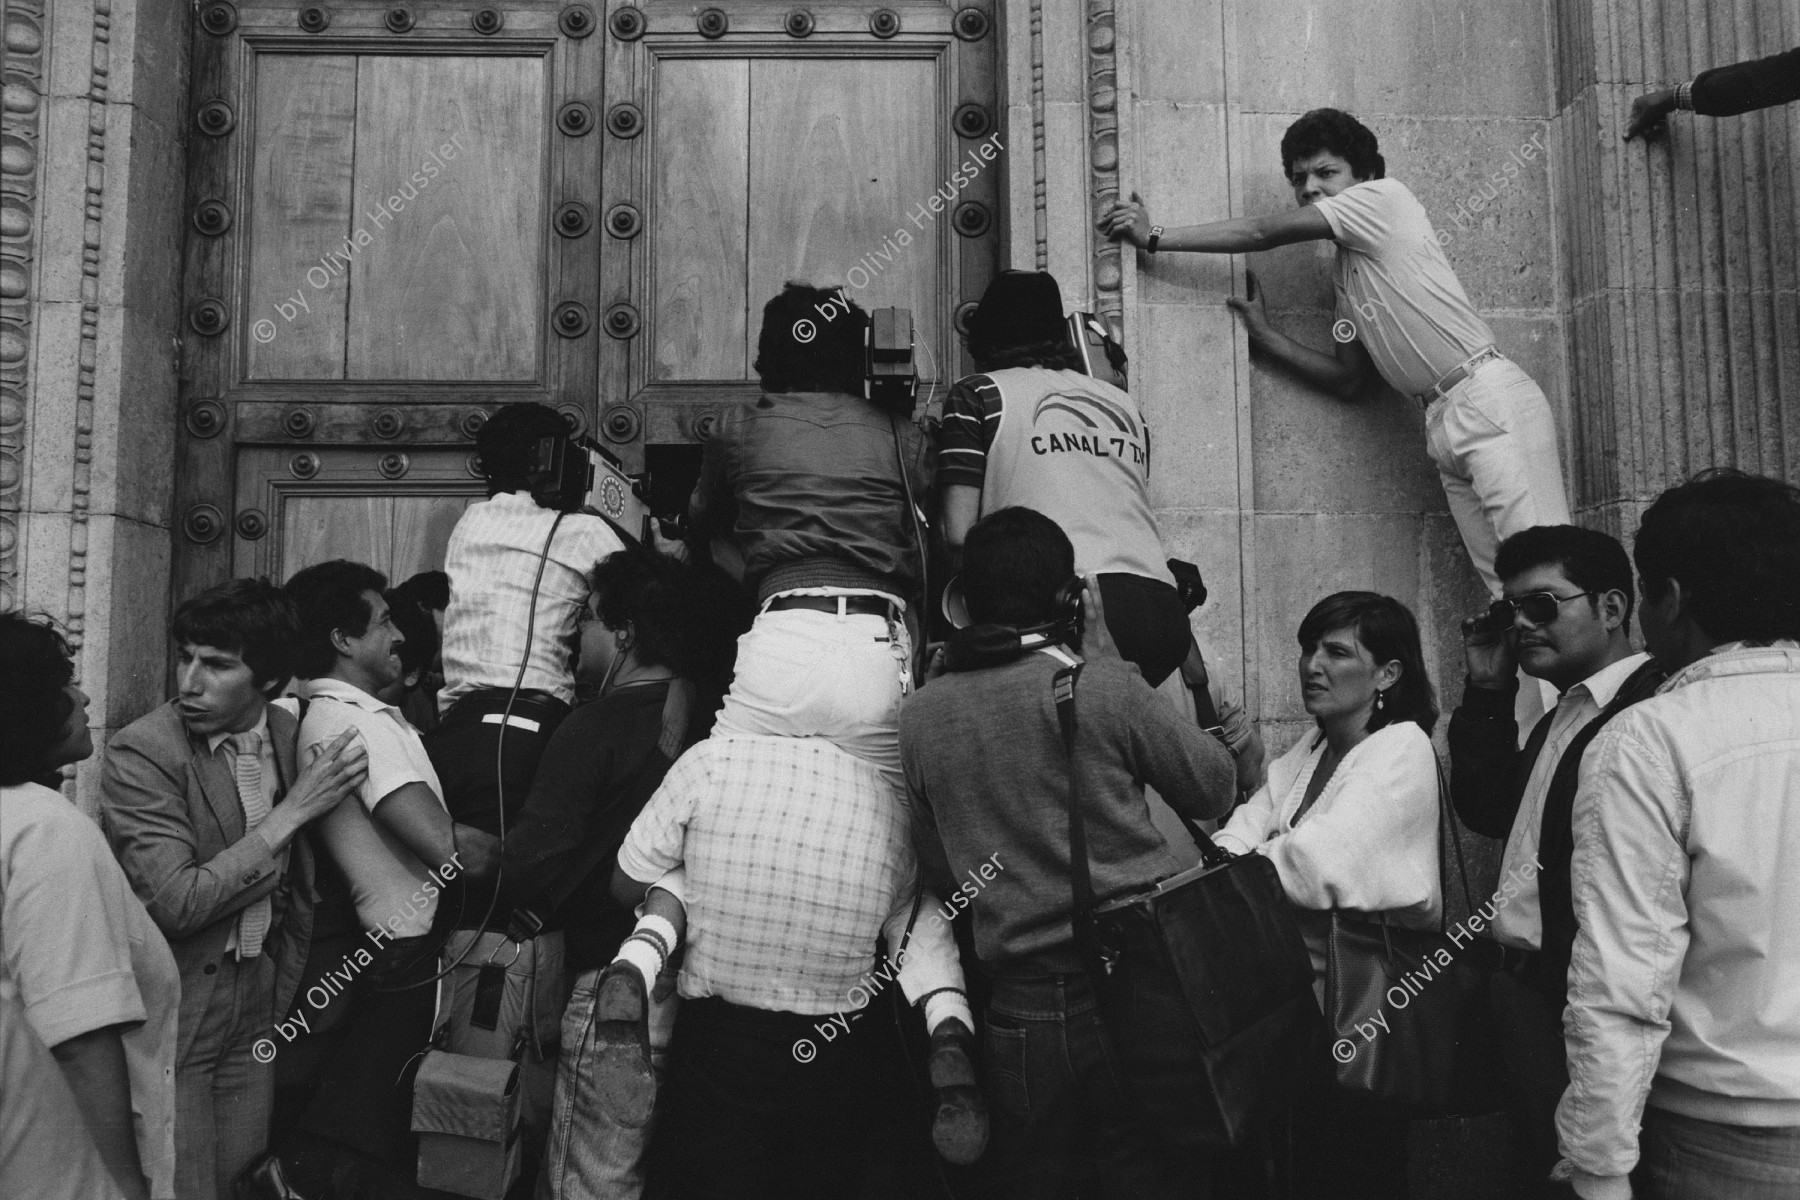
[977,366,1173,585]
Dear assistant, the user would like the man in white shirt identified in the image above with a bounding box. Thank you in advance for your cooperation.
[1446,526,1664,1198]
[280,560,499,1189]
[430,403,625,848]
[1098,107,1571,597]
[1556,471,1800,1200]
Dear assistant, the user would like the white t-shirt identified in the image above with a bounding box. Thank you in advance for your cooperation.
[1312,177,1497,396]
[298,678,448,937]
[0,782,180,1199]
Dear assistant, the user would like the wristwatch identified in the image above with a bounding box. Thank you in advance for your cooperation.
[1146,224,1163,255]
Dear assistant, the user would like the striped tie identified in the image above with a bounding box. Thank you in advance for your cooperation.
[231,730,272,960]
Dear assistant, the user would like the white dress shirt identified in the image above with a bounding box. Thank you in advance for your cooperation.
[1490,651,1649,951]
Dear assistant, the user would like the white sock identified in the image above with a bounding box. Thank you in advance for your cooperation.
[923,990,974,1035]
[614,935,664,989]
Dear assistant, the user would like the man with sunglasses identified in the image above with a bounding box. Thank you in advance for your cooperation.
[1446,525,1665,1199]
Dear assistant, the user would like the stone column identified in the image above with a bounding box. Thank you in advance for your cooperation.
[3,0,187,812]
[1553,0,1800,539]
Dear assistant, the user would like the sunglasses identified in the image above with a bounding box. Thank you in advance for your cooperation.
[1487,589,1599,627]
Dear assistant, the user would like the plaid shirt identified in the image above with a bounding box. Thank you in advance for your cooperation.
[438,491,624,711]
[618,736,926,1015]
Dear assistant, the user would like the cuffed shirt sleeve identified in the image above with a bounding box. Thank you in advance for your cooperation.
[1555,721,1689,1184]
[616,746,709,885]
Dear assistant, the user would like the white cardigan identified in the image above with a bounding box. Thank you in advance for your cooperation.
[1216,721,1442,929]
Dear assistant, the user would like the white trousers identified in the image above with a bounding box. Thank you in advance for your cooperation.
[711,598,912,795]
[1424,357,1573,598]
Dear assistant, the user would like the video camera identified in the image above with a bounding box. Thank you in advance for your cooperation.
[866,307,919,413]
[1067,310,1129,389]
[525,427,652,541]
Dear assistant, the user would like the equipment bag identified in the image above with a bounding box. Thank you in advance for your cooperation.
[1054,664,1320,1148]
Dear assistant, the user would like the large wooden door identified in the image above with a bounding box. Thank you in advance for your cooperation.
[175,0,999,599]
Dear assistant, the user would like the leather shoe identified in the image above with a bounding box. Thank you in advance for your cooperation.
[927,1017,989,1165]
[234,1151,313,1200]
[593,961,657,1127]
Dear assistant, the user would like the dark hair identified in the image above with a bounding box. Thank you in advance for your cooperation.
[965,270,1082,371]
[962,507,1077,628]
[1495,525,1636,635]
[285,560,389,680]
[1297,591,1437,735]
[1632,468,1800,644]
[753,282,869,397]
[967,338,1085,374]
[1280,108,1385,183]
[0,613,78,786]
[476,402,568,495]
[385,588,440,678]
[590,547,752,686]
[171,578,300,690]
[394,570,450,612]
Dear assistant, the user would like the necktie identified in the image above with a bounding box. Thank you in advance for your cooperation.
[231,730,273,960]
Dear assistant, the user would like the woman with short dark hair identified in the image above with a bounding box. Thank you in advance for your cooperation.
[0,614,180,1200]
[1215,590,1441,1199]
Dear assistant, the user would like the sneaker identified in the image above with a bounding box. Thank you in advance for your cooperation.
[927,1018,989,1165]
[592,960,657,1127]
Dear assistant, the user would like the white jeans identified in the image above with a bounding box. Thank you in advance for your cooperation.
[1424,357,1572,597]
[711,595,912,794]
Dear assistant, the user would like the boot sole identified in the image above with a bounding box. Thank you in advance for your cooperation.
[592,970,656,1127]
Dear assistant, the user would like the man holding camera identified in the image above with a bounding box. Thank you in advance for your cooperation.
[901,506,1238,1197]
[687,281,930,789]
[1446,525,1663,1198]
[428,402,625,844]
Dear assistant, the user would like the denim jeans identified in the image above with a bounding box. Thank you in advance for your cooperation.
[537,967,679,1200]
[712,597,912,795]
[1635,1106,1800,1200]
[984,972,1213,1200]
[1423,356,1572,597]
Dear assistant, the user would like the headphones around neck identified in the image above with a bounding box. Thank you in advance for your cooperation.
[942,577,1084,671]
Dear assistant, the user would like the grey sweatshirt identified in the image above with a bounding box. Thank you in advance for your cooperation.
[899,653,1236,975]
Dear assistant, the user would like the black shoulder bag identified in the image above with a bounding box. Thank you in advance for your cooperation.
[1054,664,1320,1148]
[1325,758,1498,1111]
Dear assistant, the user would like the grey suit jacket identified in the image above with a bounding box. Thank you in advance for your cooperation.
[100,700,316,1063]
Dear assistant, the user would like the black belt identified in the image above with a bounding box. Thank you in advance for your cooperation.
[766,594,892,616]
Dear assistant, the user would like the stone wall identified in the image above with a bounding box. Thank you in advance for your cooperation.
[1,0,187,811]
[1553,0,1800,539]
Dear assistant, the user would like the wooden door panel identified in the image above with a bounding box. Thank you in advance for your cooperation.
[282,494,389,570]
[236,446,482,583]
[745,58,939,363]
[651,58,750,382]
[597,2,1001,473]
[178,4,599,609]
[346,55,547,382]
[246,54,358,381]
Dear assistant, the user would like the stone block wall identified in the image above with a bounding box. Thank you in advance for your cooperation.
[2,0,188,811]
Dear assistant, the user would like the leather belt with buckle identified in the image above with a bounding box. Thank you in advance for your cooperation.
[1415,345,1503,406]
[767,594,891,617]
